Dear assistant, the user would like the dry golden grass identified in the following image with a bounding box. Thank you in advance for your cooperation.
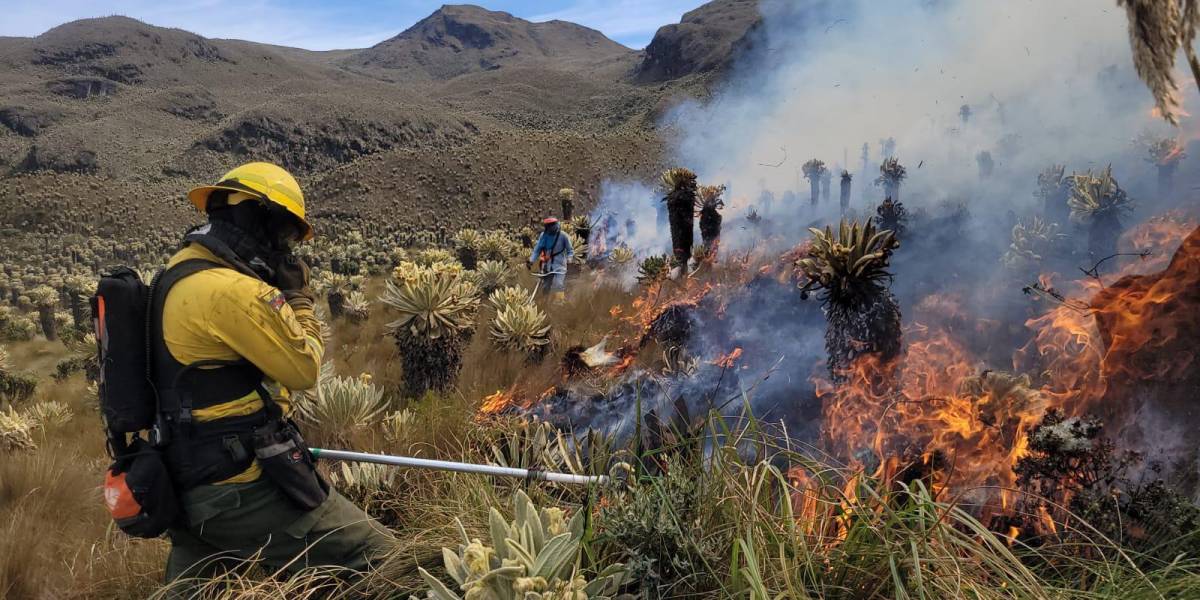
[0,375,165,597]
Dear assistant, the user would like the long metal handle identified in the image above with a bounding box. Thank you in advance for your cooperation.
[311,448,609,486]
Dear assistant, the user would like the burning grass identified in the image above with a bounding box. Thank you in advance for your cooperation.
[3,207,1200,597]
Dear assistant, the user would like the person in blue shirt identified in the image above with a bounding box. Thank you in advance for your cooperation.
[528,217,575,302]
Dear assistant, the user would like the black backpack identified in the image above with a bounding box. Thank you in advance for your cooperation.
[92,267,158,434]
[93,267,181,538]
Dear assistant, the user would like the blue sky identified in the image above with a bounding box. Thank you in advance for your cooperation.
[2,0,706,50]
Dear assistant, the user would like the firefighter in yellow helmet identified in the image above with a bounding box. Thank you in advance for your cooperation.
[158,162,392,590]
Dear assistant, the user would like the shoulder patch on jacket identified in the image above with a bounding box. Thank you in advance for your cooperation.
[259,289,287,312]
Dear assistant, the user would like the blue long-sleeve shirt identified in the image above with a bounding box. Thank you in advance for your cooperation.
[529,227,574,269]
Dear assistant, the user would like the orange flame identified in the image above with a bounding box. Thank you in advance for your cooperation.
[480,389,516,415]
[712,347,744,369]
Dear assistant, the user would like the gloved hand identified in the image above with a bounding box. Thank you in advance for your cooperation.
[270,252,311,301]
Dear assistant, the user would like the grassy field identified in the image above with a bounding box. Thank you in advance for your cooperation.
[2,257,1200,600]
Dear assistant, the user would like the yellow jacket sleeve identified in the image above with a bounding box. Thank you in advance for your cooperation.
[206,278,324,392]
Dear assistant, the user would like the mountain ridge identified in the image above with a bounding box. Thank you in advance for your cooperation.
[0,1,765,244]
[343,4,637,81]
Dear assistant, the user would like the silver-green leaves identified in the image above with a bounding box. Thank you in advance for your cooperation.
[796,218,899,304]
[490,302,551,355]
[382,271,479,341]
[413,490,628,600]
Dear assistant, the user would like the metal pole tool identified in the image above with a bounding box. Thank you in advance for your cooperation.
[311,448,609,486]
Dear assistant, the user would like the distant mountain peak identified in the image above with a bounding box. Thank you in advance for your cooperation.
[345,3,632,80]
[28,15,229,85]
[636,0,762,83]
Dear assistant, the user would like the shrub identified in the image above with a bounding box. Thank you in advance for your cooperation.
[295,372,387,441]
[595,458,729,596]
[382,271,478,397]
[1016,409,1200,562]
[489,303,551,359]
[0,371,37,403]
[1,406,36,451]
[414,490,628,600]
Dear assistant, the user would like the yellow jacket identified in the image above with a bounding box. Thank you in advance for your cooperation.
[162,243,324,483]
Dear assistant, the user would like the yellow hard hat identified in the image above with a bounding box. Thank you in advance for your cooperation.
[187,162,314,241]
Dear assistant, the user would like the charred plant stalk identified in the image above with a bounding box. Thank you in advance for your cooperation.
[796,220,902,379]
[661,168,698,270]
[802,159,827,207]
[839,171,852,214]
[697,184,726,248]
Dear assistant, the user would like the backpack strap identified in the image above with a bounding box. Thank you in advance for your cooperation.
[147,258,290,488]
[147,259,279,445]
[548,232,567,259]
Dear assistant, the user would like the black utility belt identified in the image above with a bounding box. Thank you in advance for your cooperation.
[165,416,328,511]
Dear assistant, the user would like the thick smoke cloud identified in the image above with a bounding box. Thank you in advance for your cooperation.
[651,0,1172,252]
[567,0,1198,462]
[590,0,1185,262]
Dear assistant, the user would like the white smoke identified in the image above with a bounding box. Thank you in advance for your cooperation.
[643,0,1179,251]
[570,0,1200,481]
[590,179,671,257]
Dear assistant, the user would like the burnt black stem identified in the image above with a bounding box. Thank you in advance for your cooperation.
[1077,250,1154,287]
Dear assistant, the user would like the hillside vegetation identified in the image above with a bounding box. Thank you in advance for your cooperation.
[0,3,761,250]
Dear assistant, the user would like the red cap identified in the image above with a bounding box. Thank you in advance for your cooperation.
[542,217,559,225]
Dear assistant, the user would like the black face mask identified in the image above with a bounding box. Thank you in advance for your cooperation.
[207,193,300,255]
[194,193,303,281]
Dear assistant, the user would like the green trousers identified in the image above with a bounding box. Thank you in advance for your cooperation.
[164,478,394,588]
